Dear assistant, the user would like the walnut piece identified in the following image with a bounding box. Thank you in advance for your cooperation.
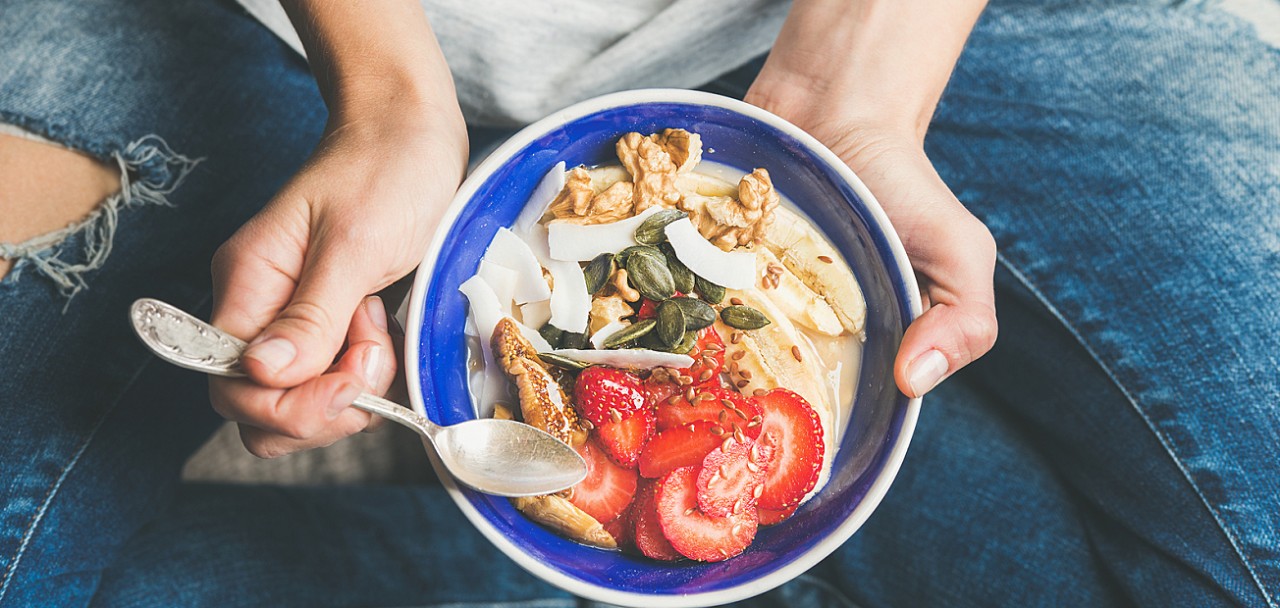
[547,166,594,219]
[549,167,636,225]
[616,132,681,213]
[651,128,702,174]
[677,168,780,251]
[589,294,635,334]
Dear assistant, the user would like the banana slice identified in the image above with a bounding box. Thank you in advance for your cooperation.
[762,207,868,338]
[512,495,616,549]
[717,287,835,473]
[675,170,738,198]
[755,248,843,337]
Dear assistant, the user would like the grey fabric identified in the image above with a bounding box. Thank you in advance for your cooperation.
[235,0,789,125]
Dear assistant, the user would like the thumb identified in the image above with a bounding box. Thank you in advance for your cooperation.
[894,297,998,398]
[240,244,372,388]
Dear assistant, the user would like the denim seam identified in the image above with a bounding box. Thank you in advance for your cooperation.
[0,386,130,603]
[995,253,1275,608]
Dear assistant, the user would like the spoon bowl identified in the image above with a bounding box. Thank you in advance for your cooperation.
[129,298,587,497]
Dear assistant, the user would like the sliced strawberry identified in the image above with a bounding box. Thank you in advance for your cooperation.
[656,387,761,440]
[680,327,725,386]
[595,406,655,468]
[758,504,799,526]
[603,511,634,550]
[574,366,647,427]
[641,375,679,408]
[655,467,757,562]
[753,389,824,510]
[569,438,638,523]
[637,298,659,320]
[632,481,681,560]
[637,421,722,478]
[697,437,776,517]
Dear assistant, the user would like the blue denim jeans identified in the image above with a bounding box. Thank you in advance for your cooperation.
[1,0,1277,606]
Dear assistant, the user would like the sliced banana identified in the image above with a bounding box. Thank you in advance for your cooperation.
[586,166,630,194]
[512,495,616,549]
[717,287,835,477]
[762,207,868,338]
[754,248,843,337]
[675,170,738,198]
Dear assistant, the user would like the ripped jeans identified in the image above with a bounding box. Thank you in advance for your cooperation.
[1,0,1278,607]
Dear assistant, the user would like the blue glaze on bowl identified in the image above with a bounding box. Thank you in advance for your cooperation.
[409,92,917,604]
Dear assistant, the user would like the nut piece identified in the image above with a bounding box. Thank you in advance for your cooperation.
[549,166,636,225]
[650,128,703,174]
[589,294,635,334]
[611,267,641,302]
[547,166,594,219]
[678,168,780,251]
[616,132,682,213]
[491,318,587,447]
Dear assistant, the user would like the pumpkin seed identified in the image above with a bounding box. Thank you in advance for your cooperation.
[559,331,589,349]
[634,209,688,245]
[536,352,590,371]
[626,251,676,301]
[637,330,670,352]
[669,296,716,330]
[695,275,725,304]
[668,328,697,354]
[656,300,687,347]
[584,253,615,295]
[720,305,771,330]
[538,323,563,348]
[615,244,664,268]
[603,319,657,349]
[660,242,695,293]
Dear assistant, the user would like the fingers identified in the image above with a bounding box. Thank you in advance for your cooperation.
[211,296,399,458]
[893,210,998,398]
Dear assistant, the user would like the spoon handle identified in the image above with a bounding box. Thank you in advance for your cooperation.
[130,298,432,435]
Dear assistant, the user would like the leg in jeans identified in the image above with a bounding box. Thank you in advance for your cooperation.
[0,0,327,604]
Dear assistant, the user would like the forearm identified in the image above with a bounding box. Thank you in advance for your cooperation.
[280,0,464,131]
[749,0,986,144]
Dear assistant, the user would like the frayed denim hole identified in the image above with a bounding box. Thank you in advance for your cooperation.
[0,133,204,305]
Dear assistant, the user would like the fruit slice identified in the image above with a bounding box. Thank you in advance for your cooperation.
[641,375,679,408]
[637,421,723,479]
[603,510,633,551]
[655,467,757,562]
[569,439,639,523]
[632,481,681,560]
[595,406,655,468]
[753,389,824,510]
[758,504,798,526]
[697,437,775,517]
[680,326,725,385]
[573,366,647,426]
[656,387,761,440]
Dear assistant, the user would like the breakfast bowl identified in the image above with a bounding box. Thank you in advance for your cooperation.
[403,89,922,607]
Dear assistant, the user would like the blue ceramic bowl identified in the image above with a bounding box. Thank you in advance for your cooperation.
[405,90,922,607]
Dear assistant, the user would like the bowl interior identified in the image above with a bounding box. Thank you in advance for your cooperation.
[412,99,914,598]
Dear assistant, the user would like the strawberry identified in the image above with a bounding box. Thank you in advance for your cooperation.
[637,298,659,320]
[568,438,638,523]
[595,406,655,468]
[641,374,679,408]
[655,467,757,562]
[603,511,634,550]
[574,366,647,427]
[758,504,799,526]
[752,389,824,510]
[632,481,681,560]
[680,327,726,386]
[637,421,722,478]
[697,437,775,517]
[656,387,761,440]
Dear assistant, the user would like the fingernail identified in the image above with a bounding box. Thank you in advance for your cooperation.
[907,349,949,396]
[366,296,388,332]
[244,336,297,374]
[362,344,384,389]
[326,382,363,420]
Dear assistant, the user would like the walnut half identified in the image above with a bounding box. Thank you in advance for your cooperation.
[678,168,780,251]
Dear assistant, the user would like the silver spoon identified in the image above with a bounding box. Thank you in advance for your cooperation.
[129,298,586,497]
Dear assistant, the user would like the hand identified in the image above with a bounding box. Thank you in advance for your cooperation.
[747,92,997,398]
[209,111,467,457]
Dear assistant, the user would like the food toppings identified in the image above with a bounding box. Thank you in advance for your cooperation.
[569,438,639,523]
[655,467,758,562]
[573,366,647,427]
[754,389,825,510]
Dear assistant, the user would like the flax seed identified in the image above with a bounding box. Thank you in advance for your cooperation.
[817,255,833,264]
[730,297,744,306]
[747,419,761,428]
[678,374,693,386]
[791,345,803,362]
[667,395,680,406]
[730,331,743,344]
[722,436,734,452]
[731,350,745,361]
[736,379,750,388]
[698,392,713,401]
[753,484,764,499]
[753,388,768,397]
[711,425,725,435]
[746,460,760,473]
[740,369,753,380]
[732,406,748,420]
[685,386,696,401]
[729,361,739,374]
[734,426,745,443]
[734,498,745,514]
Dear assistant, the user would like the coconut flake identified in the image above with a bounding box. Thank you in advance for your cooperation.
[664,218,756,289]
[550,349,693,369]
[589,320,630,349]
[458,276,509,417]
[484,228,551,304]
[521,224,590,333]
[476,259,517,312]
[546,206,664,261]
[515,161,567,234]
[519,299,552,329]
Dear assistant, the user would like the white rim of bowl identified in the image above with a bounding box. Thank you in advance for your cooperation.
[405,88,923,608]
